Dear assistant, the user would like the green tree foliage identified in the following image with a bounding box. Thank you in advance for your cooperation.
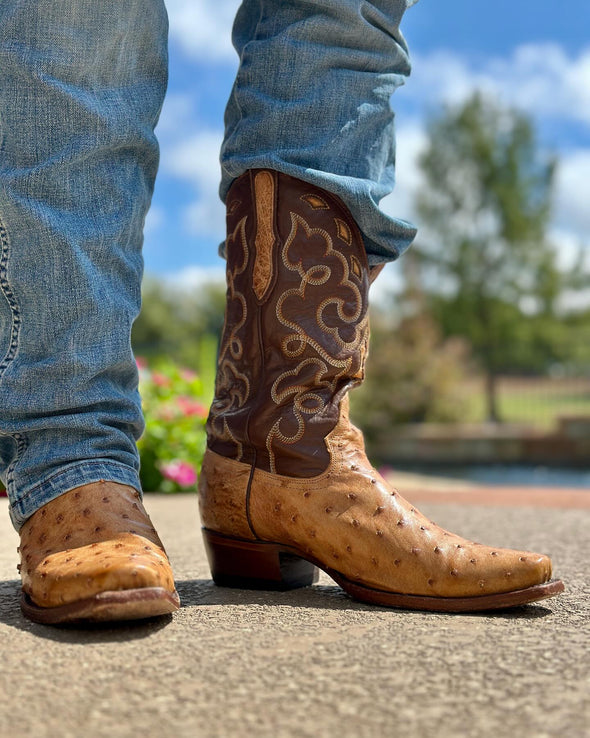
[415,93,565,420]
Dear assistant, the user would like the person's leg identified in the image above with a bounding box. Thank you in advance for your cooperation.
[220,0,417,266]
[0,0,179,622]
[198,1,564,610]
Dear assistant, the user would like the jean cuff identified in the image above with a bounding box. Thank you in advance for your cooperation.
[9,460,142,531]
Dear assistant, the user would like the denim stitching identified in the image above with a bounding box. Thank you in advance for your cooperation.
[0,216,21,376]
[0,214,27,489]
[6,431,28,490]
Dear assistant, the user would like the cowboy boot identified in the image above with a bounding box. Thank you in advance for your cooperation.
[198,169,564,612]
[19,481,180,624]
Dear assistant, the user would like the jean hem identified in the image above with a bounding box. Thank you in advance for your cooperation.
[9,460,142,531]
[219,164,417,265]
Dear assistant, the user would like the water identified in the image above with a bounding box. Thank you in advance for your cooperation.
[397,464,590,489]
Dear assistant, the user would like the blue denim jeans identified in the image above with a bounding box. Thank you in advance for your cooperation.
[0,0,413,529]
[222,0,417,265]
[0,0,168,528]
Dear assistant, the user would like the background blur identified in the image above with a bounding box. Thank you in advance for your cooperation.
[134,0,590,492]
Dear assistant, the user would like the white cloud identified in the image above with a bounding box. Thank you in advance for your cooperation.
[165,130,222,183]
[163,129,226,238]
[368,262,404,307]
[144,205,165,236]
[165,0,241,63]
[545,149,590,282]
[162,265,226,290]
[489,45,590,125]
[156,93,198,139]
[380,121,427,223]
[384,48,590,266]
[549,228,587,272]
[409,43,590,126]
[182,196,225,239]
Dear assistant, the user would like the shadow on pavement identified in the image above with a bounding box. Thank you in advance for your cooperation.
[0,576,556,641]
[175,578,557,619]
[0,578,172,642]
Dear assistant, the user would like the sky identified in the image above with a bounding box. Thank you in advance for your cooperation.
[144,0,590,295]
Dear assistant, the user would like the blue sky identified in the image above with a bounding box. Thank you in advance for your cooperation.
[145,0,590,294]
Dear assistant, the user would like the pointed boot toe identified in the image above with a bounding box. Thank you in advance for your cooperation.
[501,550,553,592]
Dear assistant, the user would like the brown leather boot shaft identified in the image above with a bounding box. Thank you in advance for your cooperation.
[207,169,370,477]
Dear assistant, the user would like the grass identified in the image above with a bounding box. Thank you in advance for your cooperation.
[462,376,590,428]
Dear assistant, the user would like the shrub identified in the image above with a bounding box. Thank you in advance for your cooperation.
[351,310,470,455]
[137,358,209,493]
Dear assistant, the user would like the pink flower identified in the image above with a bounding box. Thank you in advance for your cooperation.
[152,372,171,387]
[177,395,208,418]
[180,369,198,382]
[160,460,198,488]
[135,356,148,371]
[157,405,176,422]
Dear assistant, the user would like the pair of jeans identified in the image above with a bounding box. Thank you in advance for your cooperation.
[0,0,415,530]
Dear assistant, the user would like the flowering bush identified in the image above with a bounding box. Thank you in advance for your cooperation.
[137,358,210,493]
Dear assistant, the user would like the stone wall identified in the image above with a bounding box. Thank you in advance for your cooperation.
[376,416,590,467]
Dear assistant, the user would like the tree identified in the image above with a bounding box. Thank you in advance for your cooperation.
[415,93,561,421]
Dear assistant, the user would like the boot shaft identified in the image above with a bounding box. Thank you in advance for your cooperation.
[207,169,370,477]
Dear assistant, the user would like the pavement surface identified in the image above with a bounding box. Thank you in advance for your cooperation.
[0,486,588,738]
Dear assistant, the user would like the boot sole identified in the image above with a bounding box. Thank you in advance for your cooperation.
[203,528,565,613]
[21,587,181,625]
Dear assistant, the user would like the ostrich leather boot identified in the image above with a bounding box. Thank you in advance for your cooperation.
[19,481,180,624]
[199,169,564,612]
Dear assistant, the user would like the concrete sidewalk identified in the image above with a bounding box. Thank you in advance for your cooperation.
[0,492,587,738]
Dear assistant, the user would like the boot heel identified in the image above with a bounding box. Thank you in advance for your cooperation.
[202,529,318,591]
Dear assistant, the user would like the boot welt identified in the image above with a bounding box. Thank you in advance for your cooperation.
[329,573,564,612]
[203,528,564,613]
[21,587,181,625]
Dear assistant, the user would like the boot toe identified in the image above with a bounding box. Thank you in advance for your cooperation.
[458,548,553,597]
[19,482,178,617]
[28,534,176,607]
[512,551,552,589]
